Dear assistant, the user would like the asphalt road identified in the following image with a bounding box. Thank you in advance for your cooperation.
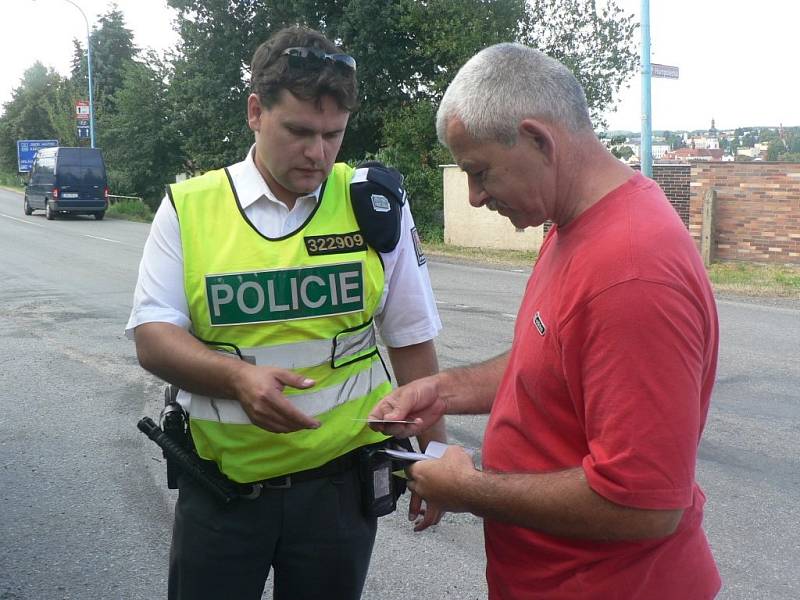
[0,188,798,599]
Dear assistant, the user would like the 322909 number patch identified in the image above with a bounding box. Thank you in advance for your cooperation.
[304,231,367,256]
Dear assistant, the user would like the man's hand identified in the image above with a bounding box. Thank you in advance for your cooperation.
[234,363,321,433]
[367,374,447,438]
[407,491,445,532]
[406,447,477,514]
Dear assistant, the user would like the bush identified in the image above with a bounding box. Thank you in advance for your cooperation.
[372,101,450,243]
[0,170,26,190]
[106,198,154,222]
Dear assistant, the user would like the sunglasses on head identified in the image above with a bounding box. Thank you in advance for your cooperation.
[281,46,357,72]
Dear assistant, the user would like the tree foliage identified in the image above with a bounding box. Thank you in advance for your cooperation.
[102,52,183,206]
[2,0,639,237]
[0,63,64,172]
[519,0,639,128]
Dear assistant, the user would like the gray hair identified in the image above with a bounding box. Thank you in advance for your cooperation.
[436,43,592,146]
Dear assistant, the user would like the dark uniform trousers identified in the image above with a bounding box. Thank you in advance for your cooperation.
[169,466,377,600]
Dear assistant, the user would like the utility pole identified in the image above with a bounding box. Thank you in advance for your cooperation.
[60,0,96,148]
[640,0,652,177]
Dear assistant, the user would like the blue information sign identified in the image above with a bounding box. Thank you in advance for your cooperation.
[16,139,58,172]
[77,127,90,139]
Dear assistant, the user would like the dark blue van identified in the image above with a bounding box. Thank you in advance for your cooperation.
[24,147,109,220]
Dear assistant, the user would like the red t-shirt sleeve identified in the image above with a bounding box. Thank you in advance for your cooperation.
[561,278,709,510]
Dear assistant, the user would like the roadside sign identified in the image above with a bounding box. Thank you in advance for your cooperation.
[16,139,58,172]
[77,126,90,139]
[652,63,679,79]
[75,100,90,118]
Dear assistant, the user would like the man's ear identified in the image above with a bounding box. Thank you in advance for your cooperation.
[519,119,556,165]
[247,93,263,132]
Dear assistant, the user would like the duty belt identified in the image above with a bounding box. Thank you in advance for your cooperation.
[239,448,360,498]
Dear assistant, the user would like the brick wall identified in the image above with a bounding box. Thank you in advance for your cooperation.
[632,164,691,227]
[690,162,800,265]
[652,164,691,226]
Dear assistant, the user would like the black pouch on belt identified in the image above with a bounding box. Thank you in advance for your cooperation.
[357,438,413,517]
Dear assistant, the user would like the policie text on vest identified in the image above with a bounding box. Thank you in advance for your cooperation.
[206,262,365,326]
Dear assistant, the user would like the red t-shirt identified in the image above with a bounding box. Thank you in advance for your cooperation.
[482,173,721,599]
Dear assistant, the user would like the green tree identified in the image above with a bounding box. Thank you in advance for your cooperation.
[662,131,685,151]
[345,0,524,237]
[0,63,64,172]
[69,5,139,143]
[42,78,82,147]
[90,6,139,107]
[766,139,785,161]
[519,0,639,128]
[729,136,740,156]
[609,134,627,146]
[759,128,778,143]
[787,131,800,154]
[164,0,638,239]
[102,52,183,206]
[778,152,800,163]
[611,145,634,161]
[166,0,255,171]
[374,99,451,240]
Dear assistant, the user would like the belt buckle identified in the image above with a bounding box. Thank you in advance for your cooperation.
[262,475,292,489]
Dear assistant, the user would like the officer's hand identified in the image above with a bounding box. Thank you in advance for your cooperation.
[368,374,446,438]
[234,364,320,433]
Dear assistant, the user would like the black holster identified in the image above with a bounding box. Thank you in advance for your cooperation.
[357,438,412,518]
[161,385,188,489]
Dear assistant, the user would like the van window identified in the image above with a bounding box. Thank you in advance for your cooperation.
[57,150,106,186]
[39,155,55,175]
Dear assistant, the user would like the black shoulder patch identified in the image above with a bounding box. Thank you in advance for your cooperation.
[350,162,405,253]
[411,227,426,266]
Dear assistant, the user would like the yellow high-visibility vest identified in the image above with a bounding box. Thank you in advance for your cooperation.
[171,163,389,483]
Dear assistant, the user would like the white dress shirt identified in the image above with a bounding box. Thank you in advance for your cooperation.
[125,147,441,348]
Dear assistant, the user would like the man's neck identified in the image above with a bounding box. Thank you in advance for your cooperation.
[553,134,635,227]
[251,151,303,211]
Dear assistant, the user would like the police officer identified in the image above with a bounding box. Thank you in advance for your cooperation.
[126,26,446,600]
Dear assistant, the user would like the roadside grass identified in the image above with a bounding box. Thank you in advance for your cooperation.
[106,199,154,222]
[424,241,800,299]
[708,262,800,298]
[0,172,25,192]
[424,241,538,269]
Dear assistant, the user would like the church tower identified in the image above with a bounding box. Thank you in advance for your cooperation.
[707,118,719,150]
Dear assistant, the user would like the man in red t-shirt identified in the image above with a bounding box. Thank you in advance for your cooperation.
[370,42,721,599]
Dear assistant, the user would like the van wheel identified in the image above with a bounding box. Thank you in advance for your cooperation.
[24,196,33,215]
[94,211,105,221]
[45,201,55,220]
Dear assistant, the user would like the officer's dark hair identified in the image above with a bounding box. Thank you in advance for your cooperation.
[250,26,360,112]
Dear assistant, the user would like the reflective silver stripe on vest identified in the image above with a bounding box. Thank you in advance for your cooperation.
[187,359,389,423]
[237,323,376,370]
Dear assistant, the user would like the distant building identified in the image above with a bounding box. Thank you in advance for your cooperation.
[628,142,670,159]
[684,119,720,150]
[663,147,724,161]
[736,143,769,160]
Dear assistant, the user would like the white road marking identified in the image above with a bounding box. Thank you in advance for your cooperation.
[0,213,45,227]
[82,234,123,244]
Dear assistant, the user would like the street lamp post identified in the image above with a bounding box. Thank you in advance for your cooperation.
[60,0,96,148]
[640,0,652,177]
